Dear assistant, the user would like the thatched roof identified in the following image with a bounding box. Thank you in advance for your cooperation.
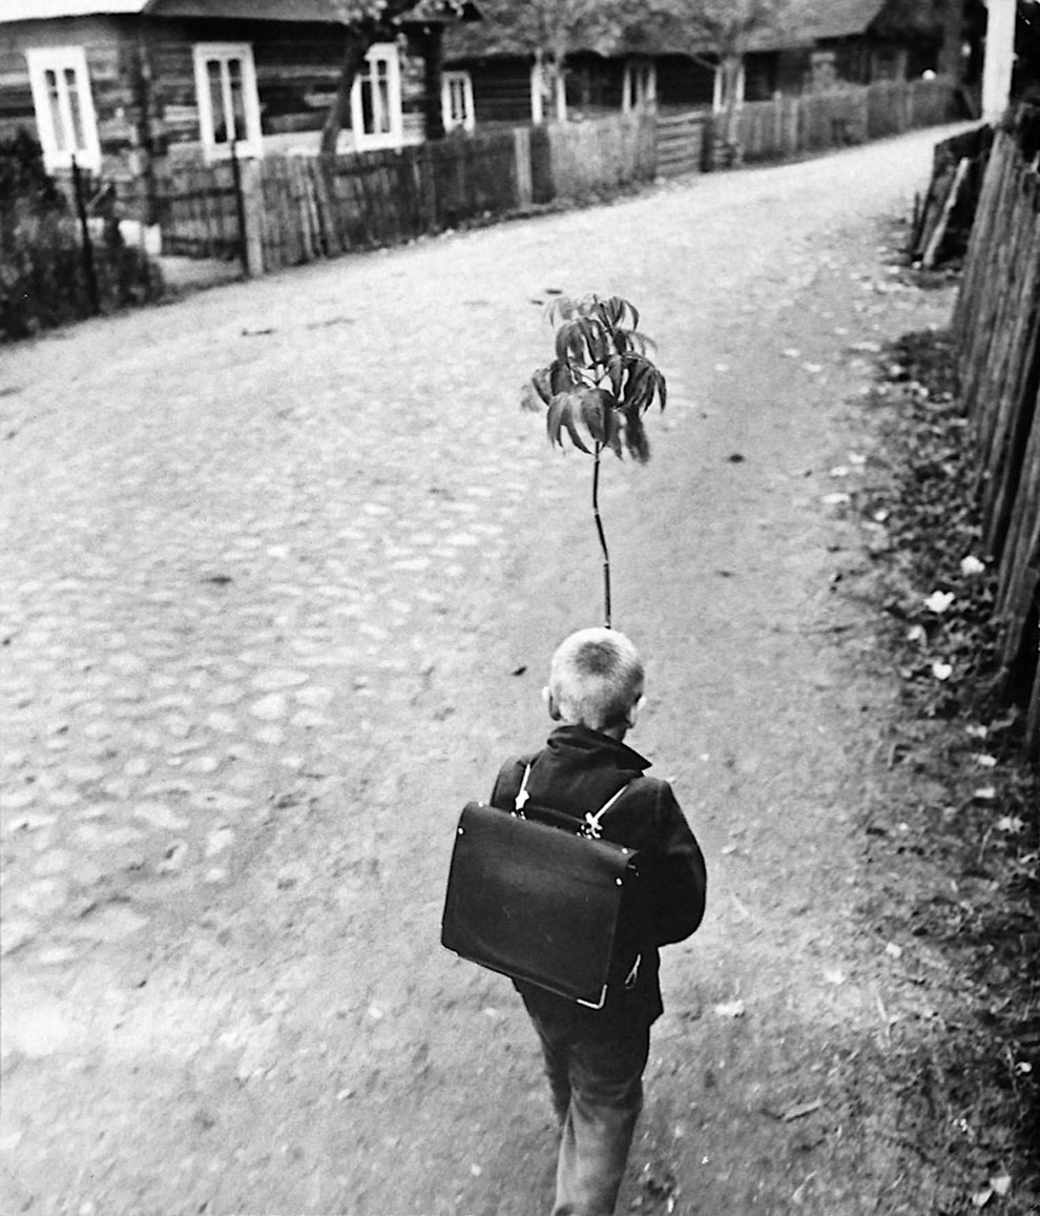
[755,0,887,50]
[2,0,479,26]
[445,0,894,62]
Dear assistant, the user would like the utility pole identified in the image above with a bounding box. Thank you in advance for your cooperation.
[981,0,1016,120]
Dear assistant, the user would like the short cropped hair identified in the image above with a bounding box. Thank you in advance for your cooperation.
[549,627,644,731]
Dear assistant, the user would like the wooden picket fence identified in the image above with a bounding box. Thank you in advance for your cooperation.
[154,158,242,259]
[545,111,655,196]
[953,104,1040,752]
[734,77,956,164]
[154,78,957,273]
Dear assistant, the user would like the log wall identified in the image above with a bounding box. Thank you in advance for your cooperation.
[953,105,1040,753]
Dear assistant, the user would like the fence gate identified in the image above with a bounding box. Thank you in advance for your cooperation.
[154,157,243,261]
[655,111,709,177]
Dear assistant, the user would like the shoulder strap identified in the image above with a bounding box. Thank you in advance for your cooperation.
[503,759,637,838]
[581,780,634,839]
[514,764,533,813]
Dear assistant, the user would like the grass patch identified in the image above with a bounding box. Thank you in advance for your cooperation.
[845,324,1039,1214]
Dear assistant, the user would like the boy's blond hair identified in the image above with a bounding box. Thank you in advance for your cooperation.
[549,627,644,732]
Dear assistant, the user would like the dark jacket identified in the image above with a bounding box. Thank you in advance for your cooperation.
[490,724,707,1033]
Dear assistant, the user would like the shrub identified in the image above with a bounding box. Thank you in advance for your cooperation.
[0,130,162,341]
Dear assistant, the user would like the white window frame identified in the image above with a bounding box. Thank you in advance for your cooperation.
[25,46,102,173]
[441,69,475,132]
[350,42,403,150]
[192,42,263,161]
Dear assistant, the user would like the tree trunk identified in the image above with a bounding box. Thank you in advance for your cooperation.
[554,59,568,122]
[420,27,446,141]
[721,54,742,153]
[320,28,374,157]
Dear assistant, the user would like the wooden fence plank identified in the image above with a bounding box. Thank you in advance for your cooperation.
[955,104,1040,745]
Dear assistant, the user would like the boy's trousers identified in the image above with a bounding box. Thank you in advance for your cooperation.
[524,997,651,1216]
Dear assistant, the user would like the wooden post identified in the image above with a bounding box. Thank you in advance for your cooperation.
[921,156,970,268]
[554,59,568,123]
[229,141,250,275]
[513,126,533,208]
[71,155,100,315]
[530,52,544,125]
[982,0,1016,122]
[236,153,264,276]
[419,140,437,231]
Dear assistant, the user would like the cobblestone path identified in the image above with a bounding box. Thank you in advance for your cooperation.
[1,127,965,1215]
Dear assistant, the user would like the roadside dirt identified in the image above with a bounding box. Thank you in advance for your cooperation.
[2,127,1020,1216]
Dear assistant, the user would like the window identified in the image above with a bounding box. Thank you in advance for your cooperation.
[351,43,403,149]
[442,70,474,132]
[193,43,262,159]
[26,46,101,172]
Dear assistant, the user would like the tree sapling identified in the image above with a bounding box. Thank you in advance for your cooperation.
[522,294,667,628]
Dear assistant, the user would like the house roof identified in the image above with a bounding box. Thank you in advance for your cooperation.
[444,3,712,61]
[755,0,888,50]
[445,0,893,62]
[1,0,478,26]
[0,1,148,17]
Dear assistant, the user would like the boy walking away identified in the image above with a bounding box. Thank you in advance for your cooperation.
[490,627,707,1216]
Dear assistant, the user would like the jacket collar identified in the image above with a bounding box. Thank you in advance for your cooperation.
[545,723,652,772]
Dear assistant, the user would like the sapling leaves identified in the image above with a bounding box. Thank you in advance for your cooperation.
[546,392,592,454]
[522,293,668,627]
[524,293,666,462]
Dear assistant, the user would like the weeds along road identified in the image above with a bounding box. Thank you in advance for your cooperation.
[1,126,966,1215]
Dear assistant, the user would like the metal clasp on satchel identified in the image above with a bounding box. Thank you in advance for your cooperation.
[581,782,631,840]
[514,766,631,838]
[513,765,532,815]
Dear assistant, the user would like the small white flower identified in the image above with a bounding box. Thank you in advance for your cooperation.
[924,590,955,613]
[960,555,986,576]
[907,624,927,645]
[996,816,1024,834]
[931,660,953,681]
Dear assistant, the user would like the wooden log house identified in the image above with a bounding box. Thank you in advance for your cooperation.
[0,0,479,223]
[441,0,955,131]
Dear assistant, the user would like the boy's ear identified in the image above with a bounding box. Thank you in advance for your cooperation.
[626,694,646,728]
[543,686,562,721]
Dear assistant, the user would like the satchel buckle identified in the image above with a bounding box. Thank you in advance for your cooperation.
[582,812,603,840]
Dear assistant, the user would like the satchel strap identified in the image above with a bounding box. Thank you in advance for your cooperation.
[581,782,631,840]
[513,762,633,840]
[514,764,532,813]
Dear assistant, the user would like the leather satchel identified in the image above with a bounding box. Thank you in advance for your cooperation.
[441,770,643,1009]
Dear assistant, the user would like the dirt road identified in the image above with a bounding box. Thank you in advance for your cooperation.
[1,127,966,1215]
